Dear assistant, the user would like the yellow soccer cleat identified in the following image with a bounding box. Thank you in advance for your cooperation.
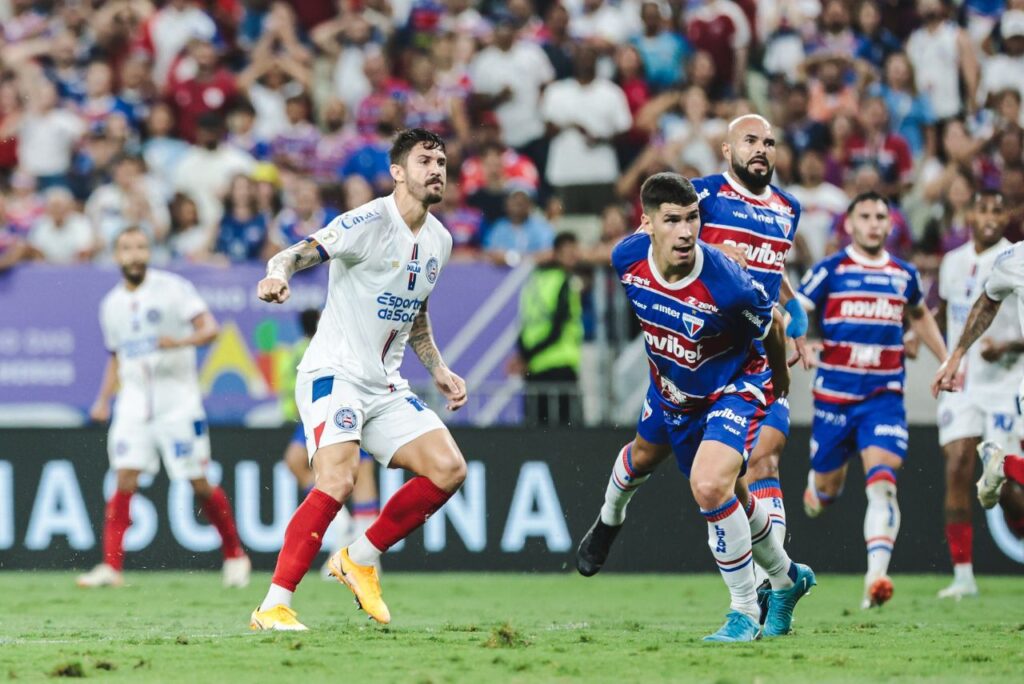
[328,548,391,624]
[250,605,308,631]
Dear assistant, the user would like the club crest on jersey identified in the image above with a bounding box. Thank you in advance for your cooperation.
[426,257,439,284]
[775,216,792,237]
[334,407,358,431]
[641,398,653,421]
[892,277,907,297]
[681,312,704,337]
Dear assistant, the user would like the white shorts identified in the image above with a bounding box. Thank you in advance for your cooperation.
[108,415,211,481]
[295,371,446,466]
[937,391,1019,450]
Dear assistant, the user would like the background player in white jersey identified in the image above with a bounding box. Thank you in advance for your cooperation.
[78,227,251,589]
[934,190,1024,600]
[250,128,467,631]
[934,238,1024,543]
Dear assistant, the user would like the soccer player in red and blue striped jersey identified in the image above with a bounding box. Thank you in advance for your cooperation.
[797,191,947,609]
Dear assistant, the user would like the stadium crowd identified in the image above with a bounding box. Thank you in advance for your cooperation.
[0,0,1021,301]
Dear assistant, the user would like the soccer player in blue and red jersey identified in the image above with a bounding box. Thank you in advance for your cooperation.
[578,115,808,613]
[797,191,946,609]
[581,172,815,641]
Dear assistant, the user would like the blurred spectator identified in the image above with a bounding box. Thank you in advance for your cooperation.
[631,0,689,92]
[167,38,238,143]
[6,172,45,234]
[828,164,914,259]
[7,78,86,189]
[484,189,555,266]
[436,180,484,257]
[919,167,974,258]
[807,0,859,58]
[216,174,268,262]
[118,54,158,126]
[68,125,121,202]
[28,187,94,264]
[44,31,88,104]
[685,0,752,97]
[270,178,337,249]
[339,98,402,195]
[166,192,212,261]
[917,117,994,205]
[86,154,170,259]
[571,0,631,47]
[541,2,575,81]
[541,46,632,214]
[782,83,830,157]
[1000,164,1024,241]
[613,44,652,170]
[3,0,48,45]
[854,0,902,69]
[78,60,137,130]
[0,78,21,175]
[978,10,1024,109]
[581,202,631,265]
[354,52,409,136]
[226,99,272,161]
[470,13,555,168]
[868,51,936,159]
[252,162,284,221]
[806,54,859,123]
[341,173,374,212]
[142,0,218,87]
[460,118,540,196]
[787,149,849,268]
[514,231,583,426]
[143,102,191,199]
[466,142,523,227]
[271,94,320,174]
[312,12,379,113]
[174,113,256,228]
[654,85,727,176]
[0,193,34,272]
[906,0,979,119]
[404,51,470,145]
[844,96,914,198]
[312,98,359,183]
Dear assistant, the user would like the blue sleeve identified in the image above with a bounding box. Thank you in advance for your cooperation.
[610,232,648,277]
[690,176,712,208]
[483,222,507,250]
[737,271,775,341]
[798,259,832,309]
[905,264,924,307]
[917,95,936,125]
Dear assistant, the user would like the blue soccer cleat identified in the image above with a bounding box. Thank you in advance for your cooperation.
[703,611,761,642]
[763,563,817,637]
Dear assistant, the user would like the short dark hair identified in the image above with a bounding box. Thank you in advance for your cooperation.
[640,172,698,214]
[299,309,320,338]
[847,190,889,215]
[389,128,446,166]
[114,225,147,247]
[553,231,578,251]
[972,188,1004,206]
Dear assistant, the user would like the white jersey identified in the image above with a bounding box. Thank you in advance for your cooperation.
[100,269,208,421]
[298,194,453,393]
[940,238,1023,397]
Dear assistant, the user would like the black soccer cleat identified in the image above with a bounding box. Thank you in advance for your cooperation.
[756,578,772,625]
[575,516,623,577]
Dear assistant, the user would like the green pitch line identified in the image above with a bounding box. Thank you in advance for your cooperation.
[1,573,1022,683]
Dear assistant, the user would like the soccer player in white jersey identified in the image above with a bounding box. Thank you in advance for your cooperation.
[934,222,1024,543]
[78,227,251,589]
[250,128,467,631]
[934,190,1024,600]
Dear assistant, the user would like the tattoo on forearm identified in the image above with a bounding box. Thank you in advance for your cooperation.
[266,239,324,279]
[409,304,443,373]
[956,296,1000,353]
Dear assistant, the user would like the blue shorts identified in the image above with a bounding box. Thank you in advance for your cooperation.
[636,383,767,478]
[809,393,908,474]
[762,396,790,437]
[290,422,371,461]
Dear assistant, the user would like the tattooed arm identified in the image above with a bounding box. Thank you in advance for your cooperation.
[410,298,468,410]
[931,292,1002,396]
[257,238,325,304]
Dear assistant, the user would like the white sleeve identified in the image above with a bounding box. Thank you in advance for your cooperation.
[175,277,209,322]
[529,45,555,84]
[540,83,563,125]
[99,299,117,352]
[727,4,752,48]
[609,84,633,134]
[985,248,1022,302]
[937,255,951,302]
[309,213,375,264]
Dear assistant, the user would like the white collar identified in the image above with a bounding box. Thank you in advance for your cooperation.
[723,171,772,201]
[844,245,890,267]
[976,237,1011,257]
[647,243,704,290]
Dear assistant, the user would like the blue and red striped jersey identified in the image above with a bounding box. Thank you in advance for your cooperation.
[691,172,802,303]
[611,232,775,412]
[797,247,923,404]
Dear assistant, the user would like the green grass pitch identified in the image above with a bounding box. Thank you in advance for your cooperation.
[1,572,1022,682]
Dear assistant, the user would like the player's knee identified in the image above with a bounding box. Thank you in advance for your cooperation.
[115,470,139,493]
[691,478,731,511]
[315,466,357,502]
[428,452,466,492]
[745,454,779,481]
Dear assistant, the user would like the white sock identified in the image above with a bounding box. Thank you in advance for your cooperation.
[864,468,901,579]
[745,496,794,590]
[600,443,652,526]
[702,496,759,621]
[347,534,383,566]
[259,583,293,612]
[749,478,787,585]
[954,562,975,584]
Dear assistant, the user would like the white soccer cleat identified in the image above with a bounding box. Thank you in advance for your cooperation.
[937,578,979,600]
[223,555,252,588]
[803,470,823,518]
[977,441,1007,509]
[76,563,124,588]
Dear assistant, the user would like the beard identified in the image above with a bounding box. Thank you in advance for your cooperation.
[731,154,774,190]
[121,263,147,285]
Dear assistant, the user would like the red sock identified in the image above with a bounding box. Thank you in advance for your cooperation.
[1004,455,1024,485]
[202,487,244,560]
[271,488,341,591]
[945,522,973,565]
[103,490,133,571]
[365,477,452,552]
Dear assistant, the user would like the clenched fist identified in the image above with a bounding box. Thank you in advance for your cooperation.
[258,276,290,303]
